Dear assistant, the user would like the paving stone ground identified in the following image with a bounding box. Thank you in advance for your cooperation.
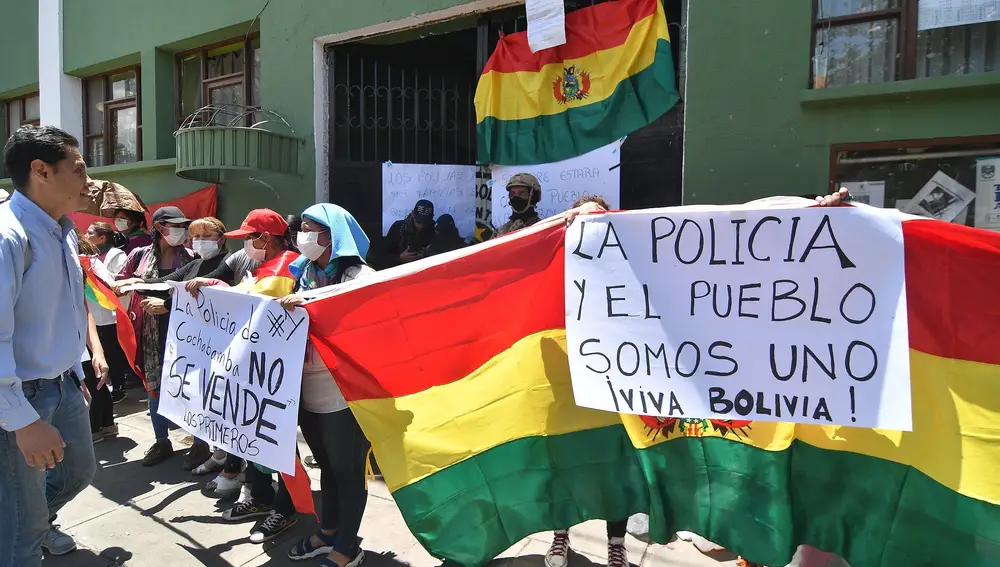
[46,395,743,567]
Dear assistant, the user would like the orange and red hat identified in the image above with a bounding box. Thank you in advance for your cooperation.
[223,209,289,238]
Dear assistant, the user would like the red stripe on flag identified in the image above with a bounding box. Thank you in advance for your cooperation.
[903,219,1000,365]
[482,0,660,75]
[306,225,567,402]
[80,256,146,385]
[281,458,317,519]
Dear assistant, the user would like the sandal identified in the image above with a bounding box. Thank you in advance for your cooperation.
[192,453,227,476]
[288,529,338,561]
[319,550,365,567]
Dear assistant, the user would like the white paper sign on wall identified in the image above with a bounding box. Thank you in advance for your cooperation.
[526,0,567,52]
[382,163,477,238]
[159,283,309,474]
[491,140,622,228]
[974,157,1000,231]
[564,206,912,431]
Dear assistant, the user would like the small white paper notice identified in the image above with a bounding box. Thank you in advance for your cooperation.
[974,157,1000,231]
[492,140,621,227]
[159,283,309,474]
[526,0,567,52]
[918,0,1000,31]
[565,206,912,430]
[382,163,477,238]
[841,181,885,208]
[903,171,976,222]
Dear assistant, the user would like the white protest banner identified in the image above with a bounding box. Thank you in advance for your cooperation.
[159,282,309,474]
[491,140,621,227]
[382,163,477,238]
[565,206,912,430]
[974,157,1000,231]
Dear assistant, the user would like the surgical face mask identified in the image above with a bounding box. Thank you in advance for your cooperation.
[163,227,187,247]
[114,218,131,232]
[192,238,221,260]
[244,237,267,262]
[297,231,329,262]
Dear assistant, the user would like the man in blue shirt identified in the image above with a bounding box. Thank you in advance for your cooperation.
[0,126,98,566]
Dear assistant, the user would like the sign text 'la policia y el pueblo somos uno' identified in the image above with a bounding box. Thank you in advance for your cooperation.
[565,206,913,431]
[159,283,309,475]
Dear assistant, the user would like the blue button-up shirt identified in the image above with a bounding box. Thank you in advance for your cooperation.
[0,191,88,431]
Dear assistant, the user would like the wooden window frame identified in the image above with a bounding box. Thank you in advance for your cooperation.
[82,66,142,167]
[174,33,260,126]
[4,91,41,142]
[810,0,922,88]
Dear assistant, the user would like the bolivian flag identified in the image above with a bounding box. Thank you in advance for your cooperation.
[475,0,679,165]
[305,207,1000,567]
[80,255,144,382]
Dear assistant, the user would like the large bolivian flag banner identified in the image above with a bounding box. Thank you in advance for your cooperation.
[305,205,1000,567]
[475,0,680,165]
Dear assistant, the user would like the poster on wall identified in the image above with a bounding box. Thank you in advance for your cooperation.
[564,206,912,431]
[974,157,1000,231]
[918,0,1000,31]
[381,163,477,239]
[526,0,566,52]
[491,139,622,227]
[902,171,976,222]
[841,181,886,208]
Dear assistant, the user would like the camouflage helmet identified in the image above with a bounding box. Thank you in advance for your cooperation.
[506,172,541,193]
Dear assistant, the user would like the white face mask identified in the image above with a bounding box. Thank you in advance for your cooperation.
[114,218,130,232]
[297,231,329,262]
[163,227,187,247]
[192,238,221,259]
[244,237,267,262]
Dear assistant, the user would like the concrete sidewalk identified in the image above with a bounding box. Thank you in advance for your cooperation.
[47,396,740,567]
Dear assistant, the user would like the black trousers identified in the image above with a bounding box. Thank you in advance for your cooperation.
[299,409,371,557]
[82,352,114,432]
[245,461,294,516]
[96,324,129,391]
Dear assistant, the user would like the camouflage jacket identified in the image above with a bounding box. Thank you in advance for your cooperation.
[493,212,541,239]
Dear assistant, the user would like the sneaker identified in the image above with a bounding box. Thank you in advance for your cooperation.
[250,510,298,543]
[544,531,571,567]
[142,440,173,466]
[111,390,127,404]
[101,425,119,438]
[41,525,76,555]
[92,431,105,444]
[607,537,628,567]
[223,499,274,522]
[182,443,212,471]
[303,455,319,468]
[207,473,243,497]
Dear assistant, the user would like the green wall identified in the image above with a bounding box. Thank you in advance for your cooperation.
[0,0,38,97]
[682,0,1000,204]
[60,0,484,231]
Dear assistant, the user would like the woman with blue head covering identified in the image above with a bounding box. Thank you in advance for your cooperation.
[277,203,373,567]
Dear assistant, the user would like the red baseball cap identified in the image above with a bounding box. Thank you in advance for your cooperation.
[224,209,289,238]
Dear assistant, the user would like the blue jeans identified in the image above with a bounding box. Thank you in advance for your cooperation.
[0,372,96,567]
[147,391,171,441]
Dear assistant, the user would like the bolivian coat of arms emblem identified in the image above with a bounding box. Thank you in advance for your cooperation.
[553,65,592,104]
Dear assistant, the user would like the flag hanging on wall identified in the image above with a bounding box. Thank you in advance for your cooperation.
[475,0,680,166]
[305,204,1000,567]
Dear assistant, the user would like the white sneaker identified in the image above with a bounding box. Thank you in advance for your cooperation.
[41,525,77,555]
[545,531,570,567]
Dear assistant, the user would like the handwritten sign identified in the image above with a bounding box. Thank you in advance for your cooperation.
[382,163,477,238]
[159,283,309,474]
[491,140,621,227]
[974,157,1000,231]
[565,206,912,430]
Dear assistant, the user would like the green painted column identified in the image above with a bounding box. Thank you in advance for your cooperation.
[140,48,177,160]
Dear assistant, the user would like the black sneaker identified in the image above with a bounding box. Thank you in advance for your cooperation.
[142,440,173,466]
[249,510,298,543]
[223,499,274,522]
[111,390,127,404]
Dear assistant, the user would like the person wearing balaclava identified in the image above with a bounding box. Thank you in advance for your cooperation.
[424,214,467,257]
[278,203,374,567]
[493,172,542,238]
[380,199,436,268]
[112,206,193,466]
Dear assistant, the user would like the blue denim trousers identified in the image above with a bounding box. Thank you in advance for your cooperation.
[0,372,97,567]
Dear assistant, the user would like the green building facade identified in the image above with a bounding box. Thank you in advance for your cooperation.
[1,0,998,230]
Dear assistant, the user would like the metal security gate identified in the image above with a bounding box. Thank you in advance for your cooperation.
[327,0,685,248]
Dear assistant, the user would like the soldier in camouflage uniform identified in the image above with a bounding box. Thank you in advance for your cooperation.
[493,172,542,238]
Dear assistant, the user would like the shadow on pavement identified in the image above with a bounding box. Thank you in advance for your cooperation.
[44,546,129,567]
